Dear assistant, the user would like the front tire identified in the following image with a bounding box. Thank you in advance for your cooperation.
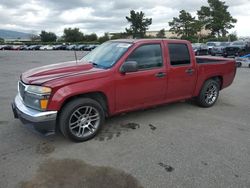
[59,98,105,142]
[196,79,220,108]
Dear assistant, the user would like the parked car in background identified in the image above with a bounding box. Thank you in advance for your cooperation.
[0,45,12,50]
[206,42,220,54]
[238,41,250,56]
[53,45,67,50]
[27,45,42,50]
[235,54,250,68]
[192,43,209,55]
[75,44,88,51]
[223,41,248,57]
[66,44,77,50]
[12,39,236,141]
[11,45,23,50]
[84,44,98,51]
[230,41,247,50]
[40,45,54,50]
[211,42,230,56]
[19,45,30,50]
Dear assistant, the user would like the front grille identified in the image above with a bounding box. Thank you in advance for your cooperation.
[18,81,26,99]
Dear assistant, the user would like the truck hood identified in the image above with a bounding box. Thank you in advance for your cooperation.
[21,61,104,85]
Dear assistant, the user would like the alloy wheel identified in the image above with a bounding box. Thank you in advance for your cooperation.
[69,106,100,138]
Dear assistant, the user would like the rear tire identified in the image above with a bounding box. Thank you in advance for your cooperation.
[196,79,220,108]
[59,98,105,142]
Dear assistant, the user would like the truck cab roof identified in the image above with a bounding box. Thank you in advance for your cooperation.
[111,38,189,44]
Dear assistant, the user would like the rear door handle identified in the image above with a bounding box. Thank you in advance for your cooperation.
[185,68,194,75]
[155,72,166,78]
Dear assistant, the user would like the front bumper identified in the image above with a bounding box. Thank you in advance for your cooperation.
[12,95,58,135]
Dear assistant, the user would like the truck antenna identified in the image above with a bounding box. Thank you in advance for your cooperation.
[74,50,78,64]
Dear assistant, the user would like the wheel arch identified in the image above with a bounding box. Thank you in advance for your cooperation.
[55,91,109,132]
[194,75,223,97]
[58,91,109,117]
[202,75,223,90]
[210,76,223,89]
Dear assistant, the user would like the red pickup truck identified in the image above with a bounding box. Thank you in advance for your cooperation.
[12,39,236,141]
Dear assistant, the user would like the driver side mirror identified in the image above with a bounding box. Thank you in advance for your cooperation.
[120,61,138,74]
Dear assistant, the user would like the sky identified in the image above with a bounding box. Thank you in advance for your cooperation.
[0,0,249,37]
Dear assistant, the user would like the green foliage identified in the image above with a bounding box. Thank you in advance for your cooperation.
[197,0,237,37]
[144,35,156,39]
[30,35,41,42]
[125,10,152,38]
[0,37,4,43]
[39,30,57,42]
[181,35,200,43]
[228,32,238,41]
[84,33,98,42]
[169,10,201,38]
[98,33,109,43]
[156,29,166,38]
[110,32,129,40]
[193,33,237,43]
[63,28,84,42]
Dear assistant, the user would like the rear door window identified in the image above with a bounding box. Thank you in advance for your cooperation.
[168,43,191,66]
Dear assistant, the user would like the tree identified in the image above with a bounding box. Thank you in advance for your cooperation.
[30,35,41,42]
[39,30,57,42]
[110,32,128,40]
[197,0,237,37]
[228,32,238,42]
[125,10,152,38]
[98,33,110,43]
[156,29,166,38]
[169,10,201,38]
[85,33,98,41]
[63,28,84,42]
[0,38,4,43]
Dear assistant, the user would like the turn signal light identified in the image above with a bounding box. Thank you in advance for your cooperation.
[40,99,49,110]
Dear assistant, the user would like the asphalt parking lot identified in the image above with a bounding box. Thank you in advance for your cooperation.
[0,51,250,188]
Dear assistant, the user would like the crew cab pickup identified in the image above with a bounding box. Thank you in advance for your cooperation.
[12,39,236,142]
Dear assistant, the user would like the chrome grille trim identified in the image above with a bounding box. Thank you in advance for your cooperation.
[18,81,27,100]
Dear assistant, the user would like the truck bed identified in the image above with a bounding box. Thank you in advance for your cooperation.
[196,56,233,64]
[194,56,236,95]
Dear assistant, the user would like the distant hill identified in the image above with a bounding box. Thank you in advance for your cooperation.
[0,29,34,39]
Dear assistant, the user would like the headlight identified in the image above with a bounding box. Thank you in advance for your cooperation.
[26,85,51,95]
[24,85,51,111]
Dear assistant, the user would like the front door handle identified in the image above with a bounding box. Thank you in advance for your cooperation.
[185,68,194,75]
[155,72,166,78]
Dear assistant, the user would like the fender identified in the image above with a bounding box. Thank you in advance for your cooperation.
[47,76,115,114]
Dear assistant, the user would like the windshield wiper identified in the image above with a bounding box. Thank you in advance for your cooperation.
[90,61,107,69]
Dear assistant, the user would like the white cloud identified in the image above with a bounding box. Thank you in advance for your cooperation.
[0,0,249,36]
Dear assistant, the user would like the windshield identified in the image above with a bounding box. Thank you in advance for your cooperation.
[207,42,216,46]
[219,42,230,46]
[81,41,132,68]
[231,42,245,46]
[192,43,201,49]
